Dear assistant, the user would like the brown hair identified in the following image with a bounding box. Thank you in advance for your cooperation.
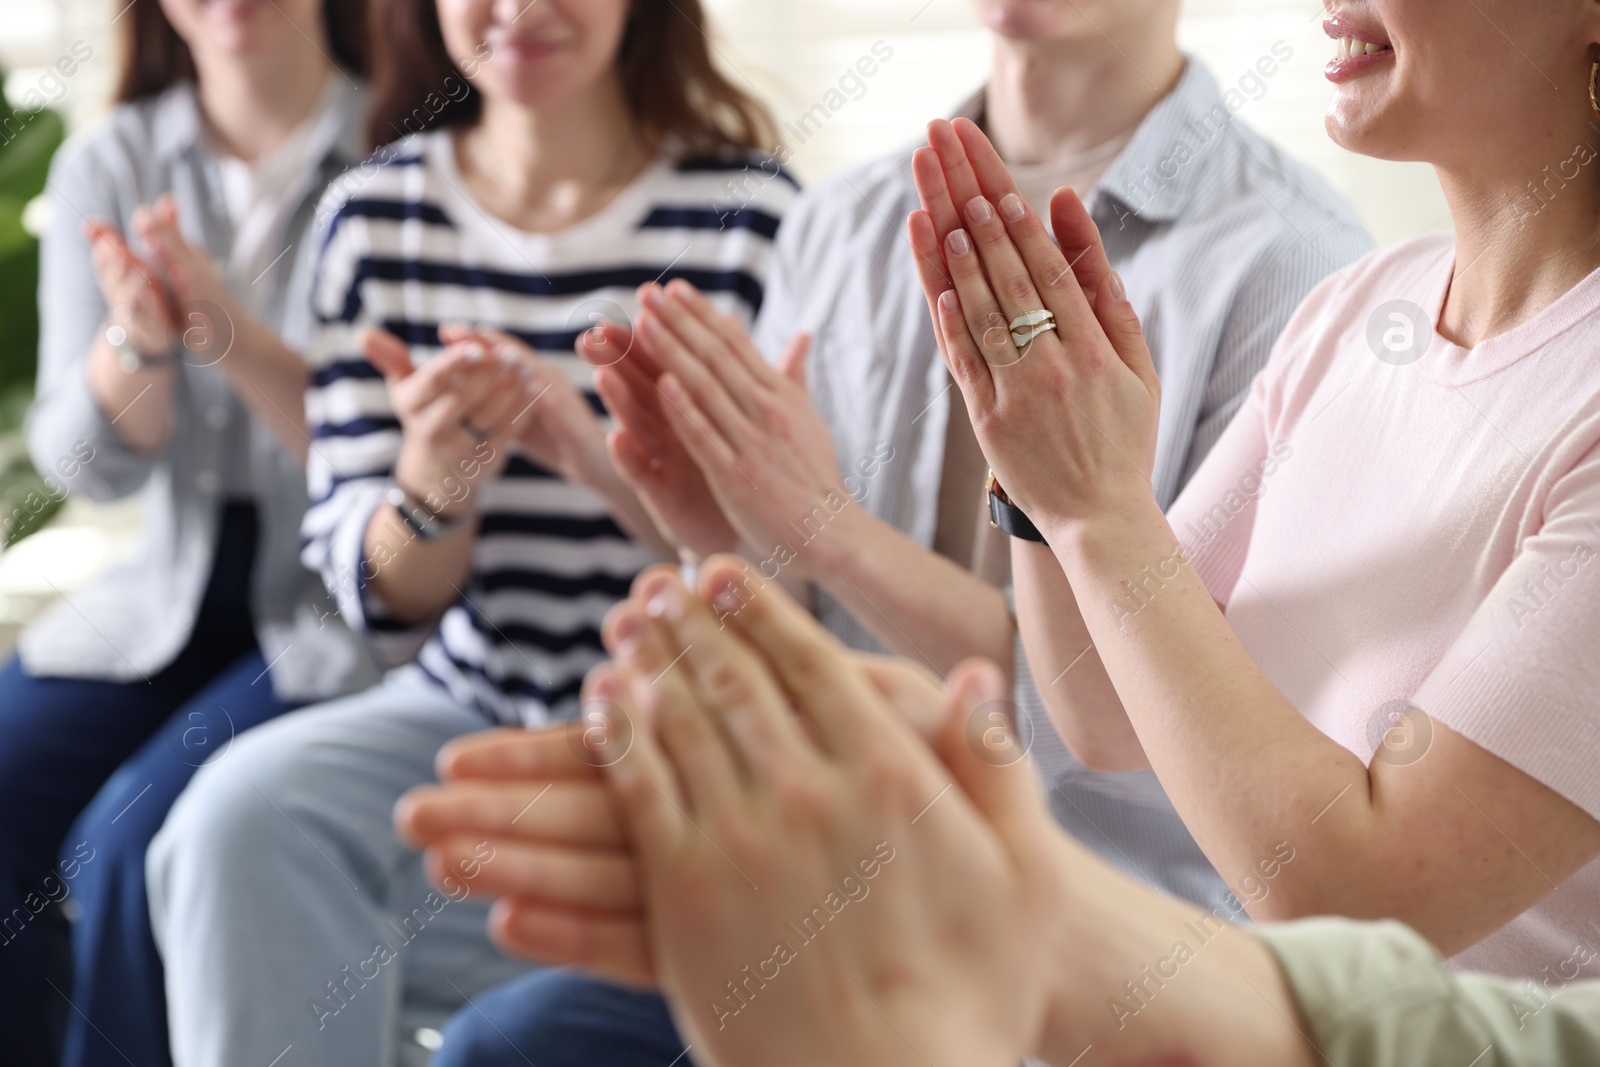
[365,0,775,157]
[114,0,370,103]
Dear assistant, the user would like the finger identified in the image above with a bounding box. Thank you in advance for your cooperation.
[655,373,741,480]
[1091,269,1159,389]
[606,428,662,492]
[934,658,1050,838]
[911,144,963,240]
[1050,186,1117,304]
[396,780,622,848]
[590,662,688,866]
[425,837,639,910]
[403,343,500,408]
[701,554,902,760]
[489,898,655,985]
[436,725,602,781]
[595,366,672,453]
[638,290,764,435]
[422,356,518,426]
[928,119,987,235]
[648,562,824,778]
[942,228,1019,370]
[663,280,781,387]
[578,323,653,375]
[855,653,946,741]
[607,590,744,820]
[360,328,416,381]
[936,289,1002,407]
[777,333,810,387]
[959,193,1049,326]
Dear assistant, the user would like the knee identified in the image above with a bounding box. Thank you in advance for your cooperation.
[436,973,675,1067]
[147,717,335,911]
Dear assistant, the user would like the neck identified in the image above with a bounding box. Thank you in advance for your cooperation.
[984,29,1184,164]
[193,46,333,162]
[1435,128,1600,348]
[456,77,648,230]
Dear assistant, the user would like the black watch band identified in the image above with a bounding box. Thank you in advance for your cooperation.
[985,471,1048,545]
[386,484,473,541]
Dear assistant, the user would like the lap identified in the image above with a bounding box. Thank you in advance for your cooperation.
[435,972,686,1067]
[66,650,293,866]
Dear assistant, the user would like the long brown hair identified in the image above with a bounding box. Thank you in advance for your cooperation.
[114,0,369,103]
[364,0,775,157]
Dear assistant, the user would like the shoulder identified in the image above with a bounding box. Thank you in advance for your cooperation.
[48,87,189,201]
[312,131,444,249]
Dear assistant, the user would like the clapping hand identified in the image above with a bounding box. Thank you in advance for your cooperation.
[907,118,1162,541]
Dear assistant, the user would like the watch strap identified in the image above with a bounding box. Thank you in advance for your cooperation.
[985,471,1048,545]
[386,484,473,541]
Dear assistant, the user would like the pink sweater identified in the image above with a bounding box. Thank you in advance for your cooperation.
[1168,232,1600,979]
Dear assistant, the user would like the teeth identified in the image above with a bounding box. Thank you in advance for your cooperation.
[1335,36,1388,60]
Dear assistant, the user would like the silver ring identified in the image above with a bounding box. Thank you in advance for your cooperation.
[1010,309,1057,348]
[460,417,488,442]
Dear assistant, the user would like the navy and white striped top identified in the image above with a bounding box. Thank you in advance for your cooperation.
[301,130,797,725]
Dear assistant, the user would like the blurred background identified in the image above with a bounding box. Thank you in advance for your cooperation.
[0,0,1448,651]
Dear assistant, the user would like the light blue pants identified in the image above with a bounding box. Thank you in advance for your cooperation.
[147,669,535,1067]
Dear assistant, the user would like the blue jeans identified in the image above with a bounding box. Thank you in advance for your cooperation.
[0,502,294,1067]
[434,972,688,1067]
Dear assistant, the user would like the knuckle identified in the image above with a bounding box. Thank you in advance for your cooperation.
[1003,274,1035,303]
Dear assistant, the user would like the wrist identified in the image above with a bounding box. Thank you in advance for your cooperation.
[801,493,876,584]
[1040,490,1168,573]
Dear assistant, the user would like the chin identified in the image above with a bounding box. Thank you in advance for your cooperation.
[973,0,1078,41]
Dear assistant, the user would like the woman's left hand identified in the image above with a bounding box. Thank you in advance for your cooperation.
[439,323,607,483]
[136,194,241,366]
[907,118,1162,541]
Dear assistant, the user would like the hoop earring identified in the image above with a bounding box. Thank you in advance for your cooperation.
[1590,60,1600,118]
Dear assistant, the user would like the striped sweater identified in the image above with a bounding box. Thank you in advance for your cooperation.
[301,130,797,724]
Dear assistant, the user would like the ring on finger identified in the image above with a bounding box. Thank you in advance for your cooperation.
[1010,309,1057,348]
[461,416,489,442]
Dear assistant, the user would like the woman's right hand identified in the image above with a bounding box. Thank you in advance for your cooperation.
[84,219,175,357]
[363,328,536,517]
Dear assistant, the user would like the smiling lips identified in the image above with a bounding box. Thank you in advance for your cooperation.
[1323,17,1395,81]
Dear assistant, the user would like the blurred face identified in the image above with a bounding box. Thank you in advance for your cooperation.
[966,0,1177,44]
[1324,0,1600,170]
[158,0,325,61]
[437,0,632,110]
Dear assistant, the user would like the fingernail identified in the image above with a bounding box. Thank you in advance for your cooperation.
[939,289,960,313]
[660,374,684,400]
[1108,271,1126,301]
[640,286,664,310]
[966,196,992,225]
[999,193,1026,222]
[611,610,646,653]
[948,229,971,256]
[464,342,485,361]
[645,583,685,621]
[710,574,744,614]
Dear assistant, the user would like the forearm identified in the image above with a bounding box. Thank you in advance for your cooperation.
[1048,501,1373,909]
[1011,539,1147,771]
[85,337,176,455]
[812,505,1013,677]
[216,315,311,462]
[361,503,476,624]
[567,441,678,562]
[1036,837,1314,1067]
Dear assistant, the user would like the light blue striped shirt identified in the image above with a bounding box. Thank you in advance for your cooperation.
[749,59,1373,913]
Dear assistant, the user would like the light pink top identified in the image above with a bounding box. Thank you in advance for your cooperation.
[1168,232,1600,978]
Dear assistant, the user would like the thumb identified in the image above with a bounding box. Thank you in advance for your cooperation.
[1093,271,1158,388]
[778,332,811,388]
[360,327,415,381]
[933,658,1046,836]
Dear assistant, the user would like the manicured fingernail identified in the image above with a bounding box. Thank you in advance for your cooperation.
[939,289,960,313]
[611,610,646,654]
[947,229,971,256]
[710,574,744,614]
[966,196,992,225]
[646,583,685,620]
[463,342,485,361]
[999,193,1026,222]
[1108,271,1126,301]
[640,286,664,310]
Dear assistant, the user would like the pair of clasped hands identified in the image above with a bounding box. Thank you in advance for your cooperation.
[395,122,1219,1067]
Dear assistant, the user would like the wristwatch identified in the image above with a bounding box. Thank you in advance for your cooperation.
[386,484,474,541]
[986,470,1048,545]
[105,324,175,373]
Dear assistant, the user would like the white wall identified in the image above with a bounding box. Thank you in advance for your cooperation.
[2,0,1448,243]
